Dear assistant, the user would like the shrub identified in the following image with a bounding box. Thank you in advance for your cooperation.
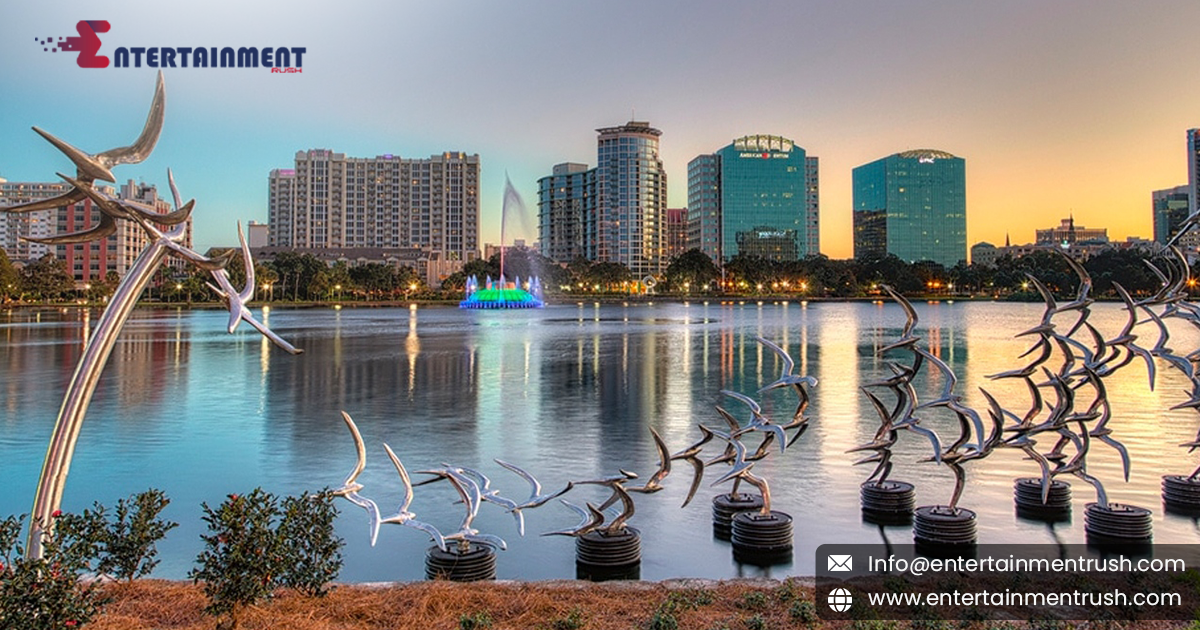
[665,588,714,610]
[647,608,679,630]
[459,610,493,629]
[737,590,769,611]
[790,599,818,624]
[97,488,178,582]
[547,607,585,630]
[190,488,344,627]
[190,489,284,628]
[276,490,343,597]
[0,512,109,630]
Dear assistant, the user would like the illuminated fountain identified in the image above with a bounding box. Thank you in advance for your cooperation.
[459,175,545,309]
[460,274,544,309]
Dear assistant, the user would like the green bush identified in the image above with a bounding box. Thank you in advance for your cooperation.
[790,599,818,624]
[737,591,769,611]
[647,609,679,630]
[547,607,585,630]
[276,490,343,597]
[190,488,345,628]
[190,489,284,628]
[665,588,714,611]
[97,489,178,582]
[0,512,110,630]
[744,614,768,630]
[459,610,494,629]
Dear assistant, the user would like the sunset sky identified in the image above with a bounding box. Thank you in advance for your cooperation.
[2,1,1198,258]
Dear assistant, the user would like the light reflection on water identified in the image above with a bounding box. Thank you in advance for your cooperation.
[1,301,1199,582]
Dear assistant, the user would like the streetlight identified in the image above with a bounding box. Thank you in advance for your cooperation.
[334,284,342,301]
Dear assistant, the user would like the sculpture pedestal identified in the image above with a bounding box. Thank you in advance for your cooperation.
[712,493,764,539]
[913,505,977,546]
[575,528,640,581]
[731,511,793,567]
[1162,475,1200,513]
[860,480,915,516]
[1014,477,1072,521]
[1084,502,1152,544]
[425,543,497,582]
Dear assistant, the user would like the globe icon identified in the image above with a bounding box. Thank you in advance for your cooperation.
[828,587,852,612]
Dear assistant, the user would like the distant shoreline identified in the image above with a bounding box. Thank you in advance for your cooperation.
[2,294,1015,311]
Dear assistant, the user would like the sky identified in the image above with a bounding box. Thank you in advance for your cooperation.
[1,1,1199,259]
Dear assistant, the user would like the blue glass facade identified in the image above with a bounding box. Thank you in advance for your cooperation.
[537,162,593,263]
[686,135,815,262]
[852,150,966,268]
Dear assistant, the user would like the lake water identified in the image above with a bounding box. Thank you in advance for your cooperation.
[2,300,1199,582]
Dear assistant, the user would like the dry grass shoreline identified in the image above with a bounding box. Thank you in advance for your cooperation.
[86,578,1191,630]
[90,578,813,630]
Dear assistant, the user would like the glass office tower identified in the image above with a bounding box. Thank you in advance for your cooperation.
[853,149,966,268]
[687,134,815,262]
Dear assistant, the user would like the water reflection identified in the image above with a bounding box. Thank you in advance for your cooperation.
[1,302,1198,582]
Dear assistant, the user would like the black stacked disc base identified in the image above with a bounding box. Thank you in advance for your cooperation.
[913,506,977,546]
[425,543,497,581]
[1014,478,1072,521]
[575,527,640,582]
[731,511,794,567]
[861,480,915,516]
[712,493,764,538]
[1162,475,1200,513]
[1084,503,1152,543]
[731,510,793,551]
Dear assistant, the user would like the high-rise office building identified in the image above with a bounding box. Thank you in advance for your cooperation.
[686,153,721,261]
[537,162,592,263]
[1189,129,1200,218]
[538,122,668,275]
[589,121,667,277]
[664,207,688,260]
[269,149,480,262]
[58,180,185,284]
[0,179,64,260]
[1,178,187,284]
[686,134,818,262]
[852,149,966,268]
[805,156,820,256]
[1154,184,1193,245]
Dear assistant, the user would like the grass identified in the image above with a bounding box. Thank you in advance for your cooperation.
[82,580,1196,630]
[86,580,814,630]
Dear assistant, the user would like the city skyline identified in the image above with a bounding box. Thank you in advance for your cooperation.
[2,1,1198,259]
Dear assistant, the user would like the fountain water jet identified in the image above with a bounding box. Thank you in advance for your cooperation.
[460,175,545,309]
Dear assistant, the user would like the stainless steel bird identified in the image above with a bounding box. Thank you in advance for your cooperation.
[330,411,383,546]
[379,444,447,550]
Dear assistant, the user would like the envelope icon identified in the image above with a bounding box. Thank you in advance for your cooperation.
[828,554,853,572]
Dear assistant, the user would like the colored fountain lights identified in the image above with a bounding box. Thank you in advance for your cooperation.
[460,274,545,309]
[459,175,545,309]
